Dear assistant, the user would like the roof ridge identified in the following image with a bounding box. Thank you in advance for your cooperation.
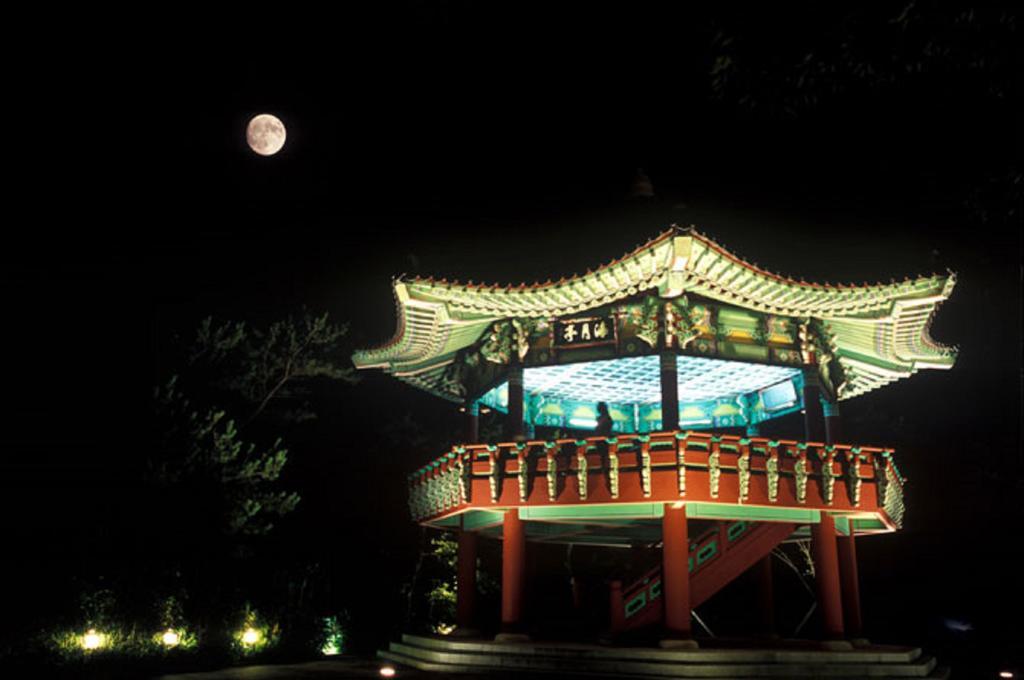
[399,225,954,294]
[403,226,681,290]
[687,229,954,291]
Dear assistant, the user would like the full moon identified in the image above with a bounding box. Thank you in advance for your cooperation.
[246,113,286,156]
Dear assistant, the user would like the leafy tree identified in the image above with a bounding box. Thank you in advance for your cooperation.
[150,311,357,539]
[152,378,299,536]
[424,535,458,632]
[188,312,357,427]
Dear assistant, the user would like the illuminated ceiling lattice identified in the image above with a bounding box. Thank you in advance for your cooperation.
[522,355,801,404]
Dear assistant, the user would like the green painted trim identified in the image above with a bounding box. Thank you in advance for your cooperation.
[835,348,911,374]
[524,522,592,539]
[624,592,647,618]
[461,509,505,530]
[696,542,718,565]
[726,520,748,541]
[833,515,851,536]
[852,517,888,532]
[685,502,820,524]
[519,503,665,521]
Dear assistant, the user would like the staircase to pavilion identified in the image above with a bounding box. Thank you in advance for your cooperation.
[613,520,797,634]
[380,634,948,679]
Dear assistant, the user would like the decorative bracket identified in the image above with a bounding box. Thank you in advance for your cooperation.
[675,431,688,496]
[766,441,780,503]
[794,444,809,504]
[454,446,469,504]
[515,442,530,502]
[737,438,751,503]
[487,444,501,503]
[607,438,620,499]
[575,440,588,500]
[846,447,863,507]
[638,435,652,498]
[873,452,889,510]
[544,441,558,501]
[821,446,836,506]
[708,437,722,499]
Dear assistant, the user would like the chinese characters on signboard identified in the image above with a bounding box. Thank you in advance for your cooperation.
[554,317,615,348]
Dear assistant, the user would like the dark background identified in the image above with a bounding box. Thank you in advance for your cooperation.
[3,2,1020,674]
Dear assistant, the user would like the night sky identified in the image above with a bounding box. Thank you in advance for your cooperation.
[4,3,1020,668]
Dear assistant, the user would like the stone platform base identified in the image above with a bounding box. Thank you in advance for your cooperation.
[379,633,949,679]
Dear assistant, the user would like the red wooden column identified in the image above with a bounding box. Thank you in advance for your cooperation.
[837,533,863,637]
[823,399,842,445]
[811,514,845,639]
[660,503,696,647]
[499,508,527,638]
[755,555,775,636]
[507,364,525,440]
[825,398,860,637]
[803,369,826,442]
[660,353,679,431]
[455,530,478,632]
[463,400,479,444]
[608,580,625,632]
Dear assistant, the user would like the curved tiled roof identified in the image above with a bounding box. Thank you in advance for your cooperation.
[353,226,957,401]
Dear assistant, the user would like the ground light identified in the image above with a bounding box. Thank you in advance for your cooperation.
[379,666,396,677]
[81,629,107,651]
[161,629,180,647]
[241,627,261,645]
[999,672,1014,679]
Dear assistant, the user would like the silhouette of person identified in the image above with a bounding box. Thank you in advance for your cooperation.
[595,402,613,437]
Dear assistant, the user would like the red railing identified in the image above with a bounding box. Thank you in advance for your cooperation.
[407,430,904,524]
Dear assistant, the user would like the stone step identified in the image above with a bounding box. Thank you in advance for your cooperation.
[403,633,922,664]
[386,638,939,678]
[379,648,951,680]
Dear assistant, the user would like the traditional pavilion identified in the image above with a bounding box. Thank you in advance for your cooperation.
[353,226,956,650]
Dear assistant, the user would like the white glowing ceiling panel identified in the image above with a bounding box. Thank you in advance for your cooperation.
[523,355,800,404]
